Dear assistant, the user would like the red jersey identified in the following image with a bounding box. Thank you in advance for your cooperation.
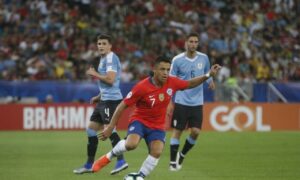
[123,76,188,130]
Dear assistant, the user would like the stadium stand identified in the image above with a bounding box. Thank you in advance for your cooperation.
[0,0,299,102]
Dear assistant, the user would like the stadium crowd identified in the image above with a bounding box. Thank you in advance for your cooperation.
[0,0,299,83]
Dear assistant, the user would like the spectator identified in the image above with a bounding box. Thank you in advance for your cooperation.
[0,0,298,83]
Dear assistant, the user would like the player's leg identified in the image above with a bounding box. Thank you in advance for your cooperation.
[170,129,183,170]
[73,103,103,174]
[92,134,141,172]
[138,129,165,178]
[169,103,187,171]
[102,100,128,175]
[177,127,199,168]
[109,128,128,175]
[177,105,203,169]
[92,121,143,172]
[111,121,144,156]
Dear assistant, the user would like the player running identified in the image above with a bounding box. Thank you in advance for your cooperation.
[92,56,221,178]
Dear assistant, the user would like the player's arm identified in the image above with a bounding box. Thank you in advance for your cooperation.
[86,67,116,85]
[99,101,128,140]
[208,80,216,90]
[100,83,143,140]
[187,64,221,89]
[90,93,101,104]
[204,55,215,90]
[166,101,174,121]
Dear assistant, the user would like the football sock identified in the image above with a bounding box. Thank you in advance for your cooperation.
[109,132,124,161]
[107,139,127,160]
[178,152,185,165]
[139,155,159,177]
[180,136,196,165]
[86,128,98,164]
[139,172,146,178]
[170,138,180,164]
[87,136,98,163]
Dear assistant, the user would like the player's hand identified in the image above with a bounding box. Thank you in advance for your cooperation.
[86,67,97,77]
[90,96,99,104]
[209,64,222,77]
[208,81,216,90]
[99,126,114,141]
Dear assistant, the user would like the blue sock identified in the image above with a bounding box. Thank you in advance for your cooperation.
[187,136,196,145]
[170,138,180,145]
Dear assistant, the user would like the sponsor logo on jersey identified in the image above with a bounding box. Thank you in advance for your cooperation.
[167,88,173,96]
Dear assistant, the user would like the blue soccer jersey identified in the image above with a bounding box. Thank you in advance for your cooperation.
[97,52,123,101]
[170,52,212,106]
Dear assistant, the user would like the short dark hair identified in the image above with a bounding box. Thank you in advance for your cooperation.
[186,32,199,40]
[154,55,171,66]
[97,34,112,43]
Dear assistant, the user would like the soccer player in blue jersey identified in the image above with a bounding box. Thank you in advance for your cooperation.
[73,34,128,175]
[169,32,215,171]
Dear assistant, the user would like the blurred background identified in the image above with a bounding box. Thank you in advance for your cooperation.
[0,0,299,104]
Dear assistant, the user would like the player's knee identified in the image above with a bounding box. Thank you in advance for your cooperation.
[149,150,163,158]
[190,128,200,138]
[149,146,163,158]
[172,130,182,139]
[86,128,97,137]
[125,141,138,151]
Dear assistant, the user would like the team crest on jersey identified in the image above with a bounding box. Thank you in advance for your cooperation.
[198,63,203,69]
[100,62,104,68]
[167,88,173,96]
[107,66,112,71]
[159,93,165,101]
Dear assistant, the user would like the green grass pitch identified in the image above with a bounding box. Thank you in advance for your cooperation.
[0,131,299,180]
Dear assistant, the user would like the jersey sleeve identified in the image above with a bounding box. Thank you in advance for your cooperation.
[171,76,189,91]
[106,54,119,72]
[123,83,144,106]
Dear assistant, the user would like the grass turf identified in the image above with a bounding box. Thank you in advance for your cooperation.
[0,131,299,180]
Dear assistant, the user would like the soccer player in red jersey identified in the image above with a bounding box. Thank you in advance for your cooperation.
[92,56,221,178]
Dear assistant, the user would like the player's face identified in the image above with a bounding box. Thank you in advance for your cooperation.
[97,39,112,56]
[185,36,199,52]
[154,62,170,84]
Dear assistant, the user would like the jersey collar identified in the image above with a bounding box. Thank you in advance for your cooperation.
[185,52,198,62]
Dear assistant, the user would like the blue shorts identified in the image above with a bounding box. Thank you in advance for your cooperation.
[127,120,166,144]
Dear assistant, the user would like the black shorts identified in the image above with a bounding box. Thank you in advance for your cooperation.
[90,100,122,124]
[171,103,203,130]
